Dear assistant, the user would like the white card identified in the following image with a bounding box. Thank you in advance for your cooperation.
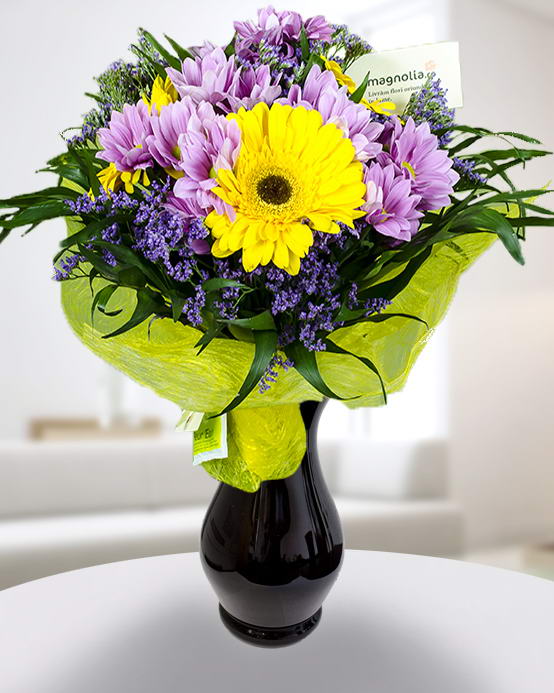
[346,41,463,112]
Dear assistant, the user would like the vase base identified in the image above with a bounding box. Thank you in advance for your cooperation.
[218,604,322,648]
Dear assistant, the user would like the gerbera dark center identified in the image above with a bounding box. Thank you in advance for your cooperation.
[257,174,292,205]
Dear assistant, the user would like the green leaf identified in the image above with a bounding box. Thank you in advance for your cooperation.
[223,310,276,331]
[350,71,370,103]
[505,216,554,227]
[202,277,248,292]
[454,207,524,265]
[132,45,167,79]
[215,330,278,415]
[169,292,186,322]
[163,33,193,60]
[140,29,181,70]
[91,284,121,323]
[60,217,125,250]
[473,148,549,165]
[300,26,311,62]
[481,188,551,206]
[92,241,168,289]
[364,312,429,329]
[0,201,71,230]
[496,131,542,145]
[360,247,432,301]
[323,338,387,404]
[102,288,163,339]
[0,186,80,208]
[224,35,236,57]
[284,342,346,400]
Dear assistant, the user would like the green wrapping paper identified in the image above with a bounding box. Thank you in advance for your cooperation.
[61,227,495,490]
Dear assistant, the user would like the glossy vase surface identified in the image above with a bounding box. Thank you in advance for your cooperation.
[200,400,343,647]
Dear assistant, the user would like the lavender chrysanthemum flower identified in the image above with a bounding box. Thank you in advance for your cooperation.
[166,47,280,114]
[234,6,332,47]
[281,65,383,162]
[97,100,153,171]
[168,101,241,218]
[166,47,239,106]
[381,116,459,210]
[146,98,196,171]
[230,63,281,111]
[362,163,423,242]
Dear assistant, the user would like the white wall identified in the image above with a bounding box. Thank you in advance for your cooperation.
[447,0,554,548]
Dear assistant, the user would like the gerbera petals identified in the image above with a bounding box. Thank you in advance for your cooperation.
[208,103,366,274]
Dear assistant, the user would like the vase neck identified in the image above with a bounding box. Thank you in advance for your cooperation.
[300,400,327,452]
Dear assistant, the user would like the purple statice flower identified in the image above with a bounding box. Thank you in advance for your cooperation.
[97,100,153,171]
[170,102,241,218]
[100,222,121,266]
[182,285,206,326]
[187,217,211,255]
[53,253,85,281]
[404,74,455,148]
[133,182,185,263]
[282,65,383,161]
[348,283,392,316]
[362,162,423,242]
[380,116,459,211]
[258,353,293,393]
[166,47,280,114]
[265,248,342,351]
[452,157,487,185]
[66,188,139,217]
[130,180,209,286]
[317,24,373,68]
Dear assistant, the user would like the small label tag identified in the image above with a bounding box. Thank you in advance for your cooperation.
[192,414,228,466]
[347,41,463,112]
[175,410,205,432]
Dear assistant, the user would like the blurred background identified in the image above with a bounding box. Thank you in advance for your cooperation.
[0,0,553,590]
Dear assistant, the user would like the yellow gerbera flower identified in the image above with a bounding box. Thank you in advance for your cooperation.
[205,103,366,275]
[323,57,396,115]
[143,75,178,114]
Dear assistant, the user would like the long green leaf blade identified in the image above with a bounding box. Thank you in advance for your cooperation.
[216,330,278,415]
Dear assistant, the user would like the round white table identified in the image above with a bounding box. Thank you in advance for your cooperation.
[1,550,554,693]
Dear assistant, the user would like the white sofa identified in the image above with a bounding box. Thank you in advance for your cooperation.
[0,437,463,590]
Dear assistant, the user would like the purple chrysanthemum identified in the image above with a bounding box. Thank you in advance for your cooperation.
[166,101,241,219]
[97,100,153,171]
[380,116,459,211]
[146,98,196,171]
[362,163,423,242]
[166,47,280,114]
[281,65,383,162]
[234,6,332,48]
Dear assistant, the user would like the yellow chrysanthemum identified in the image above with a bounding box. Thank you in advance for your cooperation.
[143,75,178,114]
[323,57,396,115]
[97,162,150,195]
[205,103,366,275]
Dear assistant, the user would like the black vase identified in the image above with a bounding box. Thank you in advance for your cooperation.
[200,400,343,647]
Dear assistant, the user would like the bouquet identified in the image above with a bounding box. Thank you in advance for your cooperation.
[2,7,552,491]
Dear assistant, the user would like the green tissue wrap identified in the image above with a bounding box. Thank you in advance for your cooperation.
[61,220,495,490]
